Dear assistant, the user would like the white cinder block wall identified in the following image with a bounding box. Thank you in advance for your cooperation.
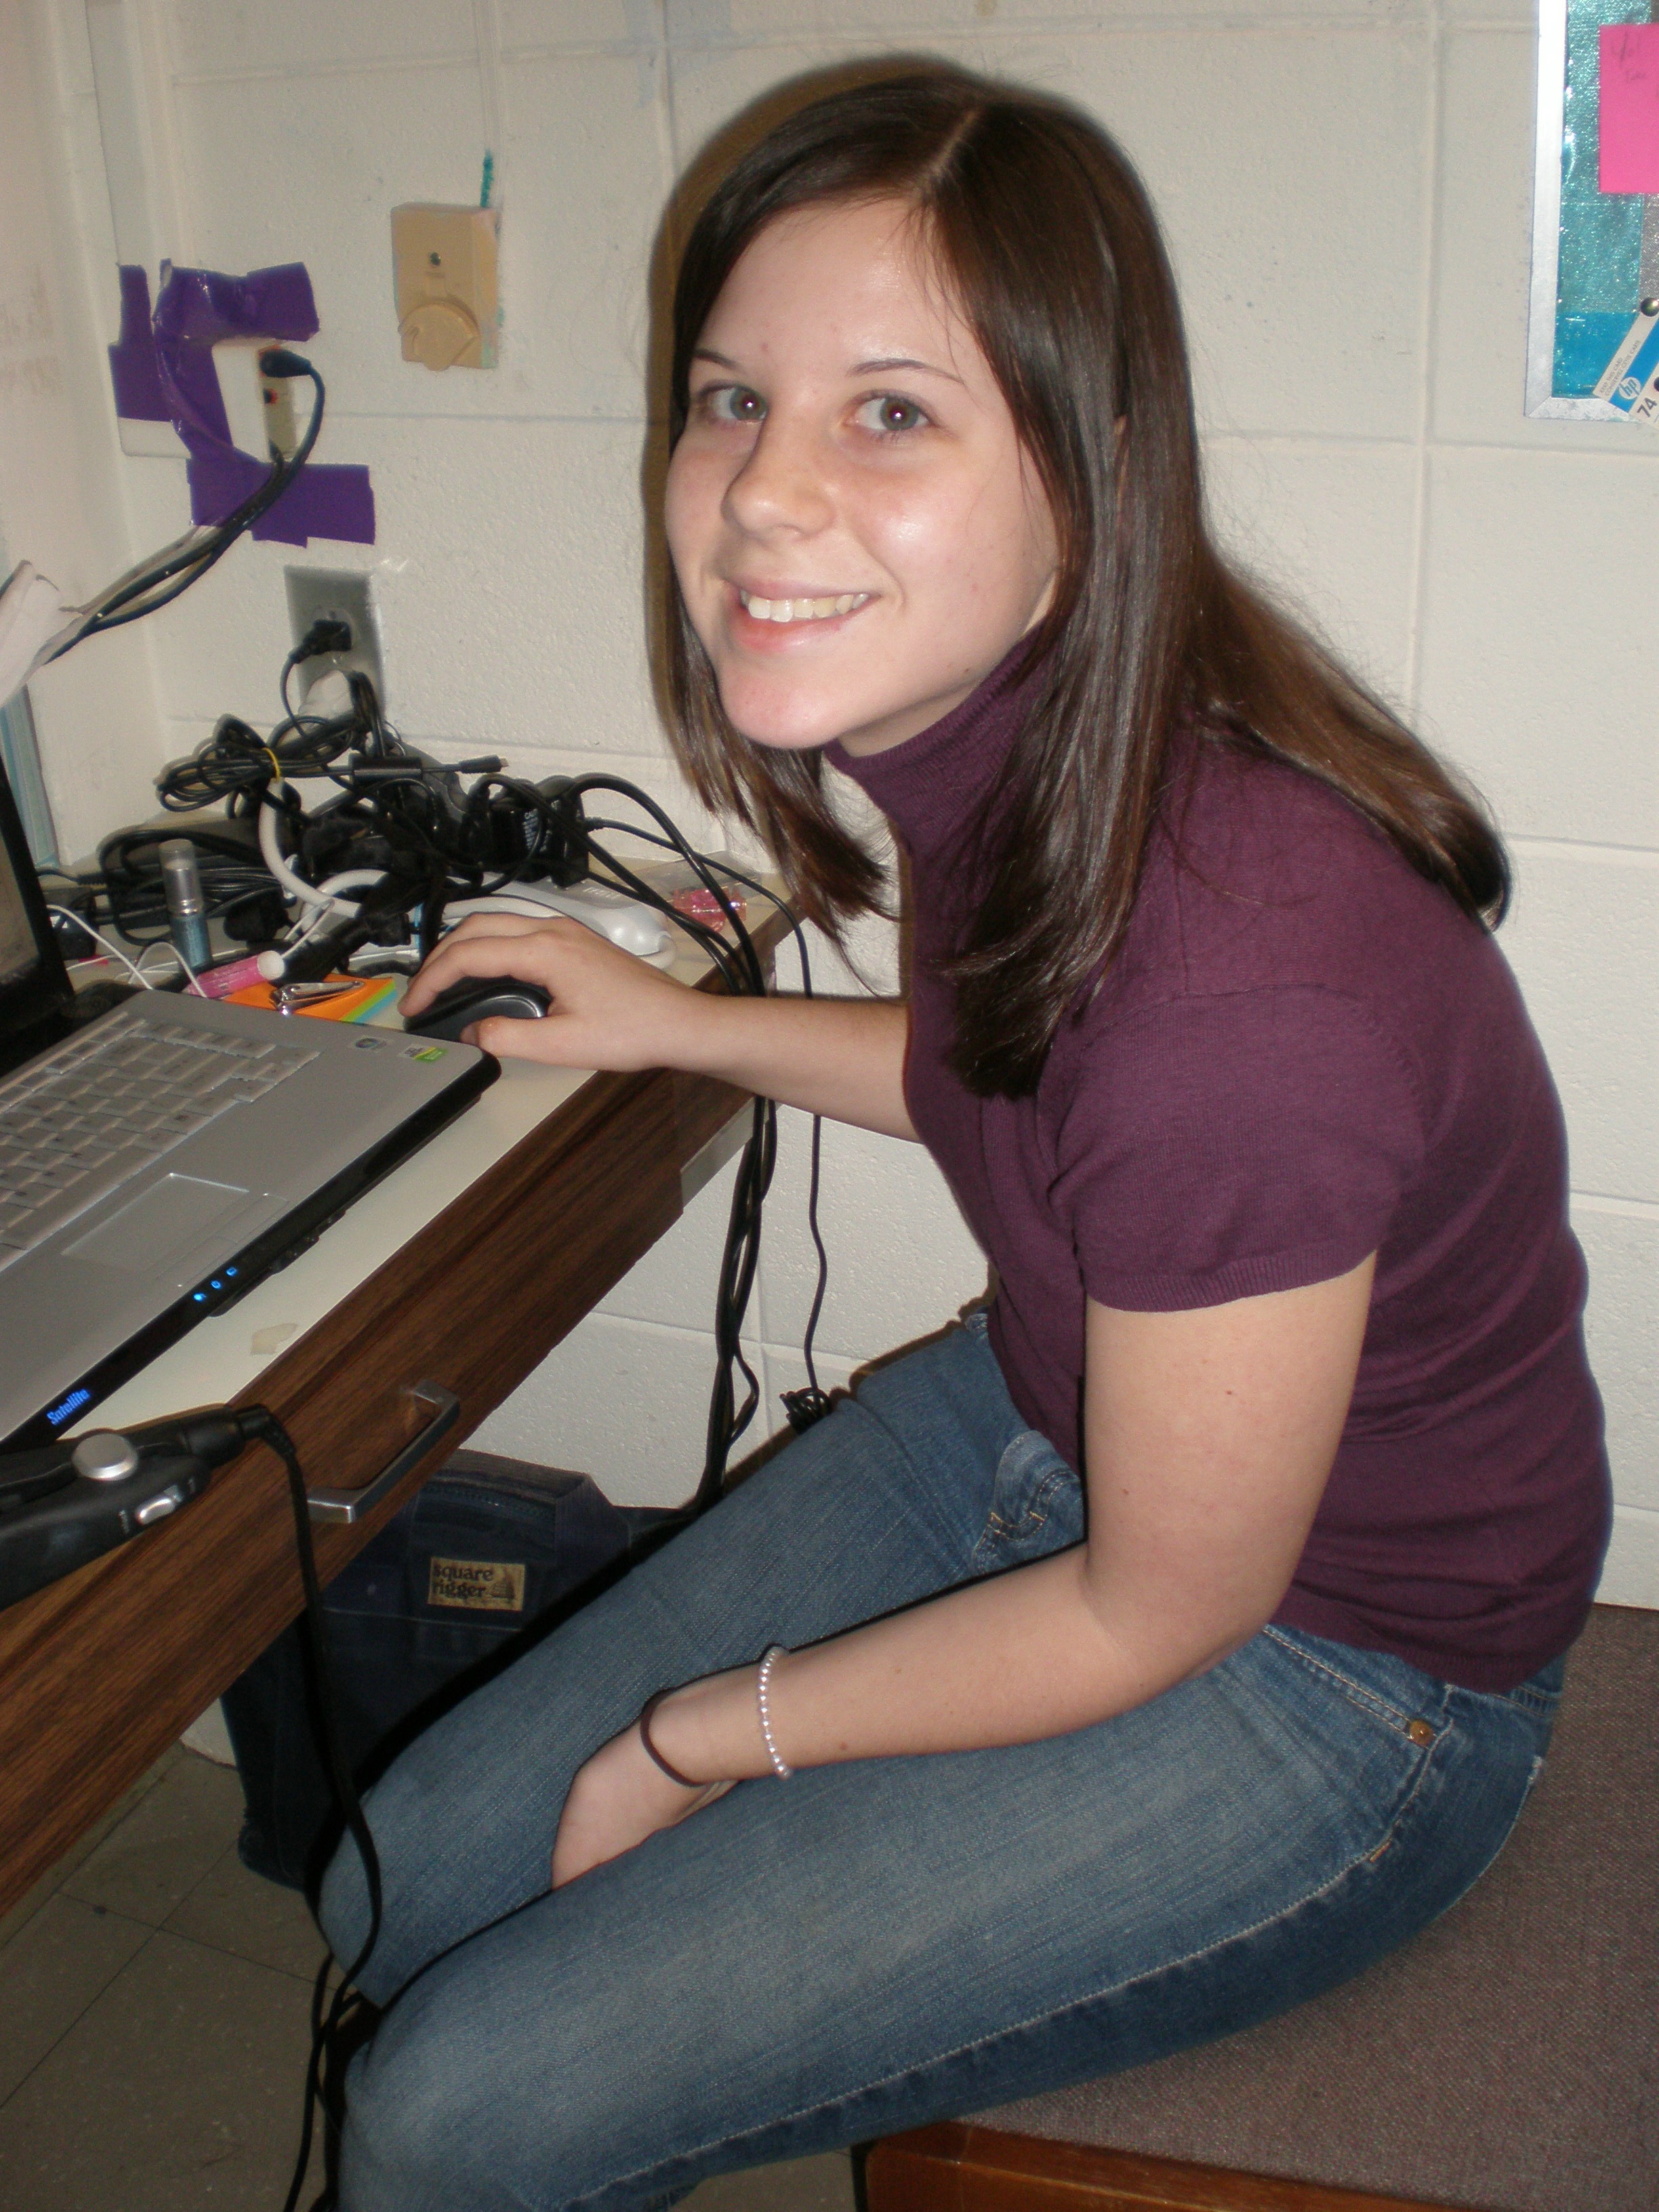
[7,0,1655,1593]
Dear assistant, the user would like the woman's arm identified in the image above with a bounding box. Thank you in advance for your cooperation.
[552,1256,1374,1883]
[399,912,916,1139]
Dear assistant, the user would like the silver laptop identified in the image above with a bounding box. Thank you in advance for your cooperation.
[0,761,496,1450]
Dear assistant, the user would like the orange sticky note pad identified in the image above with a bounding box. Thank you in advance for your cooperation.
[1599,24,1659,194]
[224,975,402,1023]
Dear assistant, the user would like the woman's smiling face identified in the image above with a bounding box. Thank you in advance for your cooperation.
[664,196,1059,760]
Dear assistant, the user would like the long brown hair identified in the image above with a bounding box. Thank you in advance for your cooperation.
[661,64,1509,1097]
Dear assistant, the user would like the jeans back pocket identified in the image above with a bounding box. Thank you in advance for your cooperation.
[970,1428,1085,1573]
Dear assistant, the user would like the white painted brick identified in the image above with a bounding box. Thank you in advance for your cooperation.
[1204,438,1418,706]
[169,3,476,79]
[501,1,661,53]
[764,911,903,1002]
[1498,847,1658,1205]
[1432,32,1652,453]
[46,0,96,101]
[1067,27,1430,443]
[669,0,1429,39]
[1440,0,1528,23]
[174,49,670,424]
[598,1151,743,1330]
[760,1342,860,1410]
[1414,450,1659,846]
[470,1311,757,1507]
[665,28,947,155]
[668,28,1432,444]
[756,1107,989,1364]
[359,418,662,749]
[60,92,127,349]
[1595,1504,1659,1610]
[110,450,194,575]
[497,49,673,415]
[172,67,492,420]
[26,636,166,859]
[123,417,665,756]
[1573,1204,1659,1513]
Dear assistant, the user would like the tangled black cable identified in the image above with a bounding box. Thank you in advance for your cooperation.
[125,683,836,1499]
[582,816,834,1437]
[232,1410,384,2212]
[43,831,279,951]
[155,707,366,815]
[559,778,838,1500]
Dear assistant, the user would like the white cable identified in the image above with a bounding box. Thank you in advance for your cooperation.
[171,941,209,998]
[279,870,388,948]
[279,895,342,949]
[136,941,183,986]
[46,906,155,992]
[258,785,364,918]
[316,868,389,903]
[257,866,392,982]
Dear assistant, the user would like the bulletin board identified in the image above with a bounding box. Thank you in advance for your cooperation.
[1527,0,1659,419]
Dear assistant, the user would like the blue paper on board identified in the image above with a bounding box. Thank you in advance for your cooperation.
[1554,0,1652,395]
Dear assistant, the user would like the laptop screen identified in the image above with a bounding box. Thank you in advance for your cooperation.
[0,851,35,992]
[0,748,73,1073]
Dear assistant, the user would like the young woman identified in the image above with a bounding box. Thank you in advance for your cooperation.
[321,66,1608,2211]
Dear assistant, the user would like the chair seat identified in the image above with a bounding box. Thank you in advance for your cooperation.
[888,1604,1658,2212]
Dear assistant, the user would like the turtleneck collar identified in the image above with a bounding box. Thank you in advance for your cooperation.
[823,639,1041,864]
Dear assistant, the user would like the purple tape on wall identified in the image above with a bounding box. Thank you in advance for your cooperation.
[108,266,171,421]
[136,260,374,547]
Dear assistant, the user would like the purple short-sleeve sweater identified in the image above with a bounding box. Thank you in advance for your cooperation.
[826,654,1609,1693]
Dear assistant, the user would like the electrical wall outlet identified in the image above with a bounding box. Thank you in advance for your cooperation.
[213,340,274,457]
[213,342,301,459]
[261,365,299,459]
[284,568,385,709]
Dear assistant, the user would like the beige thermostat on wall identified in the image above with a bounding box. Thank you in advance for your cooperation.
[391,204,500,371]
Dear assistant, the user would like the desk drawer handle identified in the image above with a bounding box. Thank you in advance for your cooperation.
[306,1380,461,1525]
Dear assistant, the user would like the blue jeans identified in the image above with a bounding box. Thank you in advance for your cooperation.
[319,1314,1563,2212]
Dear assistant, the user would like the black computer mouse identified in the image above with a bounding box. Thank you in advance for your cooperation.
[405,977,552,1042]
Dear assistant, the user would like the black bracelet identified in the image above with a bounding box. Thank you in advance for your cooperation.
[638,1690,705,1788]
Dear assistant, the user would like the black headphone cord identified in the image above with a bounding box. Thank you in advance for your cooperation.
[222,1410,381,2212]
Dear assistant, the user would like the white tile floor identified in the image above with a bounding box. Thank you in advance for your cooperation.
[0,1749,857,2212]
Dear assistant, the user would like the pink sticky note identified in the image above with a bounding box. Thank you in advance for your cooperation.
[1599,24,1659,194]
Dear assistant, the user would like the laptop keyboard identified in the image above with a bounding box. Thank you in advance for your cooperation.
[0,1021,317,1267]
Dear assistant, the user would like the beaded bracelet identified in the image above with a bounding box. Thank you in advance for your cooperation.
[756,1645,793,1778]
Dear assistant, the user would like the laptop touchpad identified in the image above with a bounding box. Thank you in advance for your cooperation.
[67,1174,268,1272]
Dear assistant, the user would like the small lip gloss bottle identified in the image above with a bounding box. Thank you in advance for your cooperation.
[159,838,212,977]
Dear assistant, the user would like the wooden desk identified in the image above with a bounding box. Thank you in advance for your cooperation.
[0,914,781,1916]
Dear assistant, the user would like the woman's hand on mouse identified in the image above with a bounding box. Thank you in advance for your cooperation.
[403,909,920,1136]
[399,912,707,1072]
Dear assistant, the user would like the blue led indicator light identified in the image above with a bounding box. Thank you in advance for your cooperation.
[210,1278,223,1290]
[192,1291,207,1303]
[225,1267,239,1277]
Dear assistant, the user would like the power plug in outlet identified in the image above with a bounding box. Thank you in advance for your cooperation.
[284,568,386,709]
